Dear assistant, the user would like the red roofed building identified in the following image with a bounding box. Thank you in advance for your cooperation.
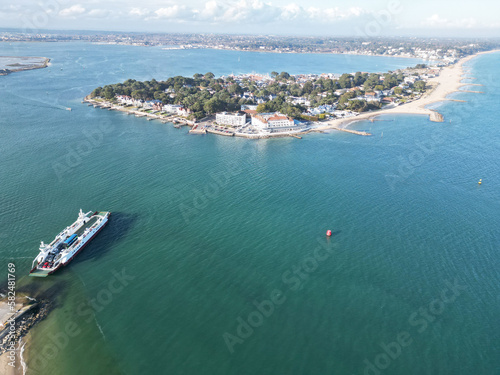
[251,112,304,133]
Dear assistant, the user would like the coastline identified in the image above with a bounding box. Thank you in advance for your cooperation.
[316,50,499,131]
[180,46,426,59]
[84,49,498,139]
[0,338,25,375]
[0,297,50,375]
[0,57,50,76]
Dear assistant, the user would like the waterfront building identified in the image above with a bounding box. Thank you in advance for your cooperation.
[251,112,306,133]
[216,112,247,126]
[164,104,182,114]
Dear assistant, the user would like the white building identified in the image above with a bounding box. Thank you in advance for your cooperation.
[308,104,337,115]
[164,104,182,114]
[177,107,190,116]
[251,113,305,133]
[241,104,258,111]
[216,112,247,126]
[290,96,311,106]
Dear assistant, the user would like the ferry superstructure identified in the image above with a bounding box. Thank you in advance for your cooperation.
[29,210,110,277]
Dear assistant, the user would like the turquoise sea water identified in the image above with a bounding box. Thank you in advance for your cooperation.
[0,42,499,375]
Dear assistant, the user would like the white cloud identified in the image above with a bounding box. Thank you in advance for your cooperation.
[195,0,225,20]
[59,4,86,17]
[306,6,365,22]
[129,8,150,17]
[88,9,111,18]
[49,1,371,28]
[281,3,301,21]
[423,14,477,29]
[192,0,273,23]
[154,5,189,19]
[221,0,278,23]
[191,1,366,24]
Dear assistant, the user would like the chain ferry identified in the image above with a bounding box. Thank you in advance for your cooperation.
[29,210,110,277]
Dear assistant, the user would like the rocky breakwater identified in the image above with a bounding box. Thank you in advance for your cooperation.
[0,298,51,355]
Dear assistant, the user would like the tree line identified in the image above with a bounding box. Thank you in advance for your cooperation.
[90,69,424,119]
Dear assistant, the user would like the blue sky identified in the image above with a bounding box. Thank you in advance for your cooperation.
[1,0,500,36]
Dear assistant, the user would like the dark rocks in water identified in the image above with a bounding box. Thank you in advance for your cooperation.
[0,299,52,354]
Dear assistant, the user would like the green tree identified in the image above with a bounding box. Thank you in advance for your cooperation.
[228,84,243,96]
[393,87,403,95]
[338,91,357,106]
[353,72,364,86]
[338,74,353,89]
[203,98,223,114]
[279,71,290,80]
[103,86,115,100]
[302,81,314,94]
[347,99,368,112]
[256,103,268,113]
[413,81,426,92]
[91,87,102,98]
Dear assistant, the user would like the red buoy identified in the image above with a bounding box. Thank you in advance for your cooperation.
[326,230,332,237]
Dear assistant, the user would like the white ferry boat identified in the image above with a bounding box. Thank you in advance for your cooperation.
[29,210,110,277]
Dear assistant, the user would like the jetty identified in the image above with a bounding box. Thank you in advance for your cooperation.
[207,128,235,137]
[331,127,372,136]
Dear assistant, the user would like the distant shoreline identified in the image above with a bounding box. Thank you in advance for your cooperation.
[210,48,426,61]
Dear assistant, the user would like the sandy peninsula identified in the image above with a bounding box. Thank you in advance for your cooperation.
[317,50,499,130]
[0,56,50,76]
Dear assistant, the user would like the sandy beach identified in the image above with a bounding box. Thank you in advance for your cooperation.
[0,299,27,375]
[317,50,499,131]
[0,339,25,375]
